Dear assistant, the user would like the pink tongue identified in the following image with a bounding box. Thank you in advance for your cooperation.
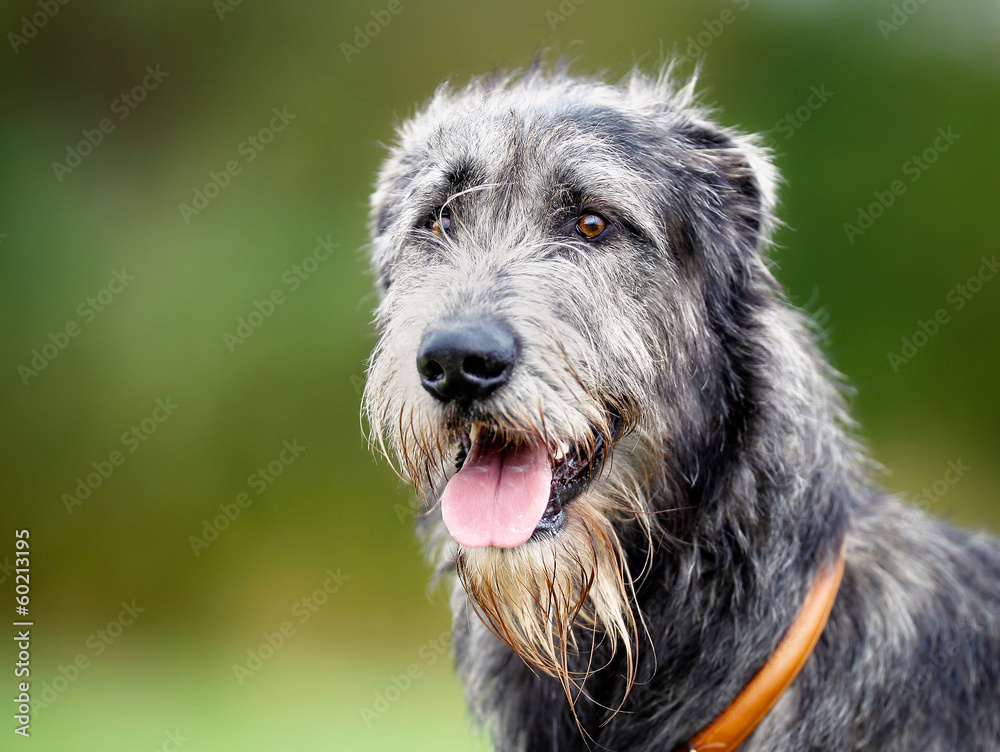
[441,439,553,548]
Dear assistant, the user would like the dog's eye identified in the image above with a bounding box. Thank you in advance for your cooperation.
[576,213,607,239]
[427,208,453,235]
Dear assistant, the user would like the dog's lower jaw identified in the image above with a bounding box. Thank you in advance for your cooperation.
[527,508,564,541]
[453,495,639,710]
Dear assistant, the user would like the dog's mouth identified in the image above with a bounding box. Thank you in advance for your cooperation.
[441,412,621,549]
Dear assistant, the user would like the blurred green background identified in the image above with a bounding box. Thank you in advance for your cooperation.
[1,1,997,749]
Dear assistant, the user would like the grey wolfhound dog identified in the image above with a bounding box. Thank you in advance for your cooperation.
[363,64,1000,751]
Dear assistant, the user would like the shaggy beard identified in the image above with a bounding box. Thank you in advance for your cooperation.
[365,395,658,711]
[364,346,658,709]
[455,498,642,711]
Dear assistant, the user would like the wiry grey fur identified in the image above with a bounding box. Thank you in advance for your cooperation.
[363,63,1000,752]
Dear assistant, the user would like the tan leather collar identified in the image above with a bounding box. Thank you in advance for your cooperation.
[679,542,847,752]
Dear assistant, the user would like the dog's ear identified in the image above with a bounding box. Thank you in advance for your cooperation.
[678,119,779,258]
[368,155,413,292]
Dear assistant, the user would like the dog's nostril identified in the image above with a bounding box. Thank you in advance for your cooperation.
[463,355,503,380]
[419,358,445,382]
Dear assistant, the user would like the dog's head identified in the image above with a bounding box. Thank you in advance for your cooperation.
[364,64,779,696]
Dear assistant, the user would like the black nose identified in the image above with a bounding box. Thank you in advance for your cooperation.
[417,319,516,403]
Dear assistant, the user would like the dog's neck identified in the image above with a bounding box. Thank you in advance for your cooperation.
[609,300,858,745]
[678,540,846,752]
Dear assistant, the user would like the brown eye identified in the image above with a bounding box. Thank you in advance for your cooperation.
[430,208,452,234]
[576,212,606,239]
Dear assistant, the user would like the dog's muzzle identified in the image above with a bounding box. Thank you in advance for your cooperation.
[414,319,620,549]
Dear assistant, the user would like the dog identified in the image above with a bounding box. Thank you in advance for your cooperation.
[362,63,1000,751]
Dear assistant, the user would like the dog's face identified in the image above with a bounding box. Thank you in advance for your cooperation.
[365,67,777,691]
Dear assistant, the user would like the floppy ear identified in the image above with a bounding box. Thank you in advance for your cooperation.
[661,121,782,493]
[368,152,416,293]
[676,119,780,262]
[622,65,778,258]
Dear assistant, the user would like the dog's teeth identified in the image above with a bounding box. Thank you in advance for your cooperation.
[554,441,571,460]
[470,423,481,444]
